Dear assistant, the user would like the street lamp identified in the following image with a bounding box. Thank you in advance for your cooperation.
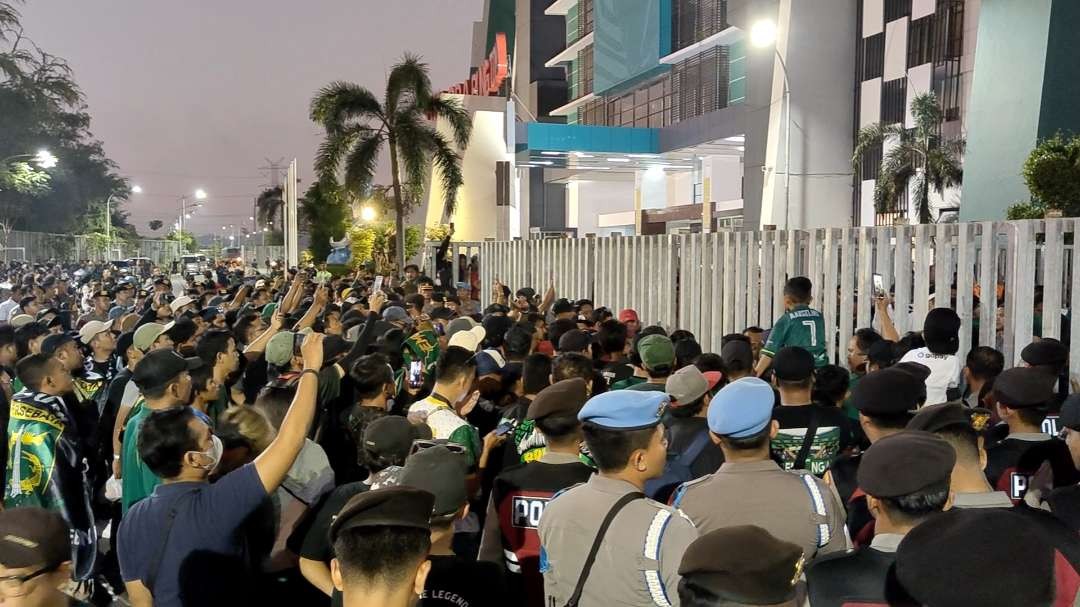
[752,18,792,230]
[360,205,377,222]
[34,150,58,169]
[105,184,141,261]
[178,189,207,248]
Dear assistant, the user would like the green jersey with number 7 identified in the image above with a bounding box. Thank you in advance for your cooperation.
[762,304,828,367]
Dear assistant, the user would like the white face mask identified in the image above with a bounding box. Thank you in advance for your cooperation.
[191,435,223,472]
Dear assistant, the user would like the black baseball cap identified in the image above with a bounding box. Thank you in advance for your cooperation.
[551,298,574,315]
[132,349,202,392]
[558,329,592,353]
[771,347,815,381]
[0,508,70,568]
[40,333,75,356]
[362,416,431,464]
[399,445,468,517]
[329,486,435,542]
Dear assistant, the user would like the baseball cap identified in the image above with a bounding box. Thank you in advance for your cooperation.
[666,365,719,406]
[78,319,114,345]
[382,305,412,325]
[1060,395,1080,431]
[265,331,298,367]
[169,295,195,313]
[448,325,486,352]
[9,314,34,328]
[132,349,202,393]
[707,377,774,438]
[474,349,506,376]
[557,329,591,353]
[618,309,639,323]
[133,322,173,352]
[446,316,478,338]
[399,445,469,517]
[362,416,431,465]
[771,347,815,382]
[721,340,754,371]
[637,334,675,370]
[260,302,278,322]
[40,333,75,356]
[0,507,70,568]
[329,487,435,542]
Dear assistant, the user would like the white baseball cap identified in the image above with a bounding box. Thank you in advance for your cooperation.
[448,325,486,352]
[79,319,114,345]
[169,295,195,313]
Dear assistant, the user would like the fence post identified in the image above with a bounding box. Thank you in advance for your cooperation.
[1043,220,1064,340]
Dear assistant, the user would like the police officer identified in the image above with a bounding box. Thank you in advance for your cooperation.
[538,390,697,607]
[672,378,848,562]
[806,431,954,606]
[984,367,1078,501]
[478,379,595,607]
[825,366,923,544]
[1028,395,1080,529]
[328,486,436,607]
[678,525,805,607]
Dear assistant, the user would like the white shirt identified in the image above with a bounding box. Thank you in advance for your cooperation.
[0,298,18,322]
[899,347,960,406]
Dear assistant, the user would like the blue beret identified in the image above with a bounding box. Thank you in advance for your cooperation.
[707,377,774,438]
[578,390,669,431]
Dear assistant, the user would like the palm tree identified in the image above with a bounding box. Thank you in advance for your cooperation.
[255,185,283,232]
[853,92,964,224]
[310,54,471,274]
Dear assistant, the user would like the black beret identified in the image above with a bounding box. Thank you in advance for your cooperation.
[896,508,1060,607]
[993,367,1055,409]
[527,378,589,421]
[1059,395,1080,431]
[1021,338,1068,368]
[851,368,923,416]
[893,361,932,384]
[678,525,804,605]
[329,486,435,543]
[771,347,814,381]
[857,431,955,498]
[907,402,973,434]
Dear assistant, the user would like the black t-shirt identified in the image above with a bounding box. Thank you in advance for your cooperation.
[666,416,724,479]
[420,555,508,607]
[294,481,370,607]
[770,403,854,476]
[600,361,634,387]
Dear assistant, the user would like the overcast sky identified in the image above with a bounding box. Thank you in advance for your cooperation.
[17,0,484,236]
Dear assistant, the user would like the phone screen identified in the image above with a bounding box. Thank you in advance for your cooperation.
[495,420,515,437]
[373,276,385,292]
[872,273,885,298]
[407,361,424,388]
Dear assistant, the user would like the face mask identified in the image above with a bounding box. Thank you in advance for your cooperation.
[191,435,223,472]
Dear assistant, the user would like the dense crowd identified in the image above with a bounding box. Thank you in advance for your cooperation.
[1,257,1079,607]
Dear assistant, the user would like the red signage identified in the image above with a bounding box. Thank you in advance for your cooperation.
[445,32,510,96]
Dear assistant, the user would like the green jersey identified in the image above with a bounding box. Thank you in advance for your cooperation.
[763,305,828,367]
[120,399,161,514]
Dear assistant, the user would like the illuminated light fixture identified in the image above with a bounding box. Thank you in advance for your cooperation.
[606,158,632,163]
[573,152,594,158]
[751,19,778,48]
[131,185,144,194]
[194,189,208,200]
[737,146,745,152]
[628,154,659,158]
[360,206,377,222]
[34,150,58,168]
[536,160,554,166]
[663,165,694,170]
[541,151,565,156]
[724,135,745,143]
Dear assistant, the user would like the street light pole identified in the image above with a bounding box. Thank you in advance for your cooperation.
[774,49,792,231]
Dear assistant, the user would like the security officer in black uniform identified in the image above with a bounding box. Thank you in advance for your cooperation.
[824,366,924,546]
[1021,338,1070,414]
[806,431,954,607]
[678,525,805,607]
[477,378,594,607]
[1031,394,1080,530]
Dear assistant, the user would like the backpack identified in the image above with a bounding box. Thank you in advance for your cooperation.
[644,429,712,502]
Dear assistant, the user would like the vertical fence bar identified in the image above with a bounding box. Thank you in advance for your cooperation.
[856,228,873,329]
[894,226,913,335]
[1012,221,1037,364]
[1043,220,1064,340]
[734,231,747,333]
[955,223,975,374]
[760,231,775,328]
[1071,220,1080,380]
[874,226,894,335]
[838,229,856,367]
[747,232,761,333]
[913,225,932,329]
[710,233,723,352]
[723,232,736,335]
[773,231,786,321]
[978,223,997,350]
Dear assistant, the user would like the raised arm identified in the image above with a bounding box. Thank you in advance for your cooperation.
[243,308,285,358]
[875,296,900,342]
[279,272,306,315]
[293,285,328,331]
[254,332,325,493]
[226,284,250,312]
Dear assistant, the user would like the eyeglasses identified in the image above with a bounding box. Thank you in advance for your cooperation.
[0,563,59,597]
[410,439,467,456]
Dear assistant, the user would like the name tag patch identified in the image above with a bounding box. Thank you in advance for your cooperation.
[511,496,549,529]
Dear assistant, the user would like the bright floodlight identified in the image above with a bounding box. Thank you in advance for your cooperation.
[34,150,58,169]
[131,185,143,194]
[751,19,777,48]
[194,189,208,200]
[360,206,377,222]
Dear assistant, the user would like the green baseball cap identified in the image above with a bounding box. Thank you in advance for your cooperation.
[638,334,675,371]
[265,331,296,367]
[261,302,278,322]
[133,322,173,352]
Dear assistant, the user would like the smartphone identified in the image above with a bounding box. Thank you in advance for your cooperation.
[495,420,516,437]
[407,360,424,389]
[872,273,885,298]
[373,275,384,292]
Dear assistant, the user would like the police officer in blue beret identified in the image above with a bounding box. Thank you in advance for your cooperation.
[672,378,849,564]
[538,390,698,606]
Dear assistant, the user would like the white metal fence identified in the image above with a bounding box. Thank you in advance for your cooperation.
[0,230,181,265]
[449,220,1080,376]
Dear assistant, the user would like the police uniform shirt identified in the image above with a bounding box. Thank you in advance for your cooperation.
[672,460,849,562]
[984,432,1078,503]
[478,451,594,607]
[538,474,697,607]
[806,533,903,607]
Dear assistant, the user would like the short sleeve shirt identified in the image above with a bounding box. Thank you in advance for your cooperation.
[120,400,161,514]
[764,305,829,367]
[117,463,267,607]
[409,396,482,466]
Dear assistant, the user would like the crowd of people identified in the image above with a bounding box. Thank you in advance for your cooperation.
[0,256,1078,607]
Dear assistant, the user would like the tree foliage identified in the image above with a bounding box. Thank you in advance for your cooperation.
[0,1,132,233]
[1022,133,1080,216]
[256,186,284,232]
[166,229,197,253]
[852,92,963,224]
[348,222,422,274]
[310,54,471,274]
[148,219,163,232]
[299,181,349,262]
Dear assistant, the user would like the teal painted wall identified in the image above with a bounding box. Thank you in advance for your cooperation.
[593,0,671,95]
[1038,0,1080,140]
[526,123,659,153]
[961,0,1052,221]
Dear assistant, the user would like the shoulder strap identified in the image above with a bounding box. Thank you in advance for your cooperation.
[564,491,644,607]
[145,491,197,595]
[794,406,821,471]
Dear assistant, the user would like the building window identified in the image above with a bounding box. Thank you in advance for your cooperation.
[579,98,608,126]
[907,15,933,67]
[727,40,746,104]
[579,45,594,97]
[578,0,594,41]
[884,0,911,23]
[672,47,729,123]
[860,142,883,181]
[862,33,884,81]
[599,75,673,128]
[672,0,729,52]
[881,77,907,124]
[932,0,964,122]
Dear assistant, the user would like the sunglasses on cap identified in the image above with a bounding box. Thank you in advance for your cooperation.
[409,439,467,457]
